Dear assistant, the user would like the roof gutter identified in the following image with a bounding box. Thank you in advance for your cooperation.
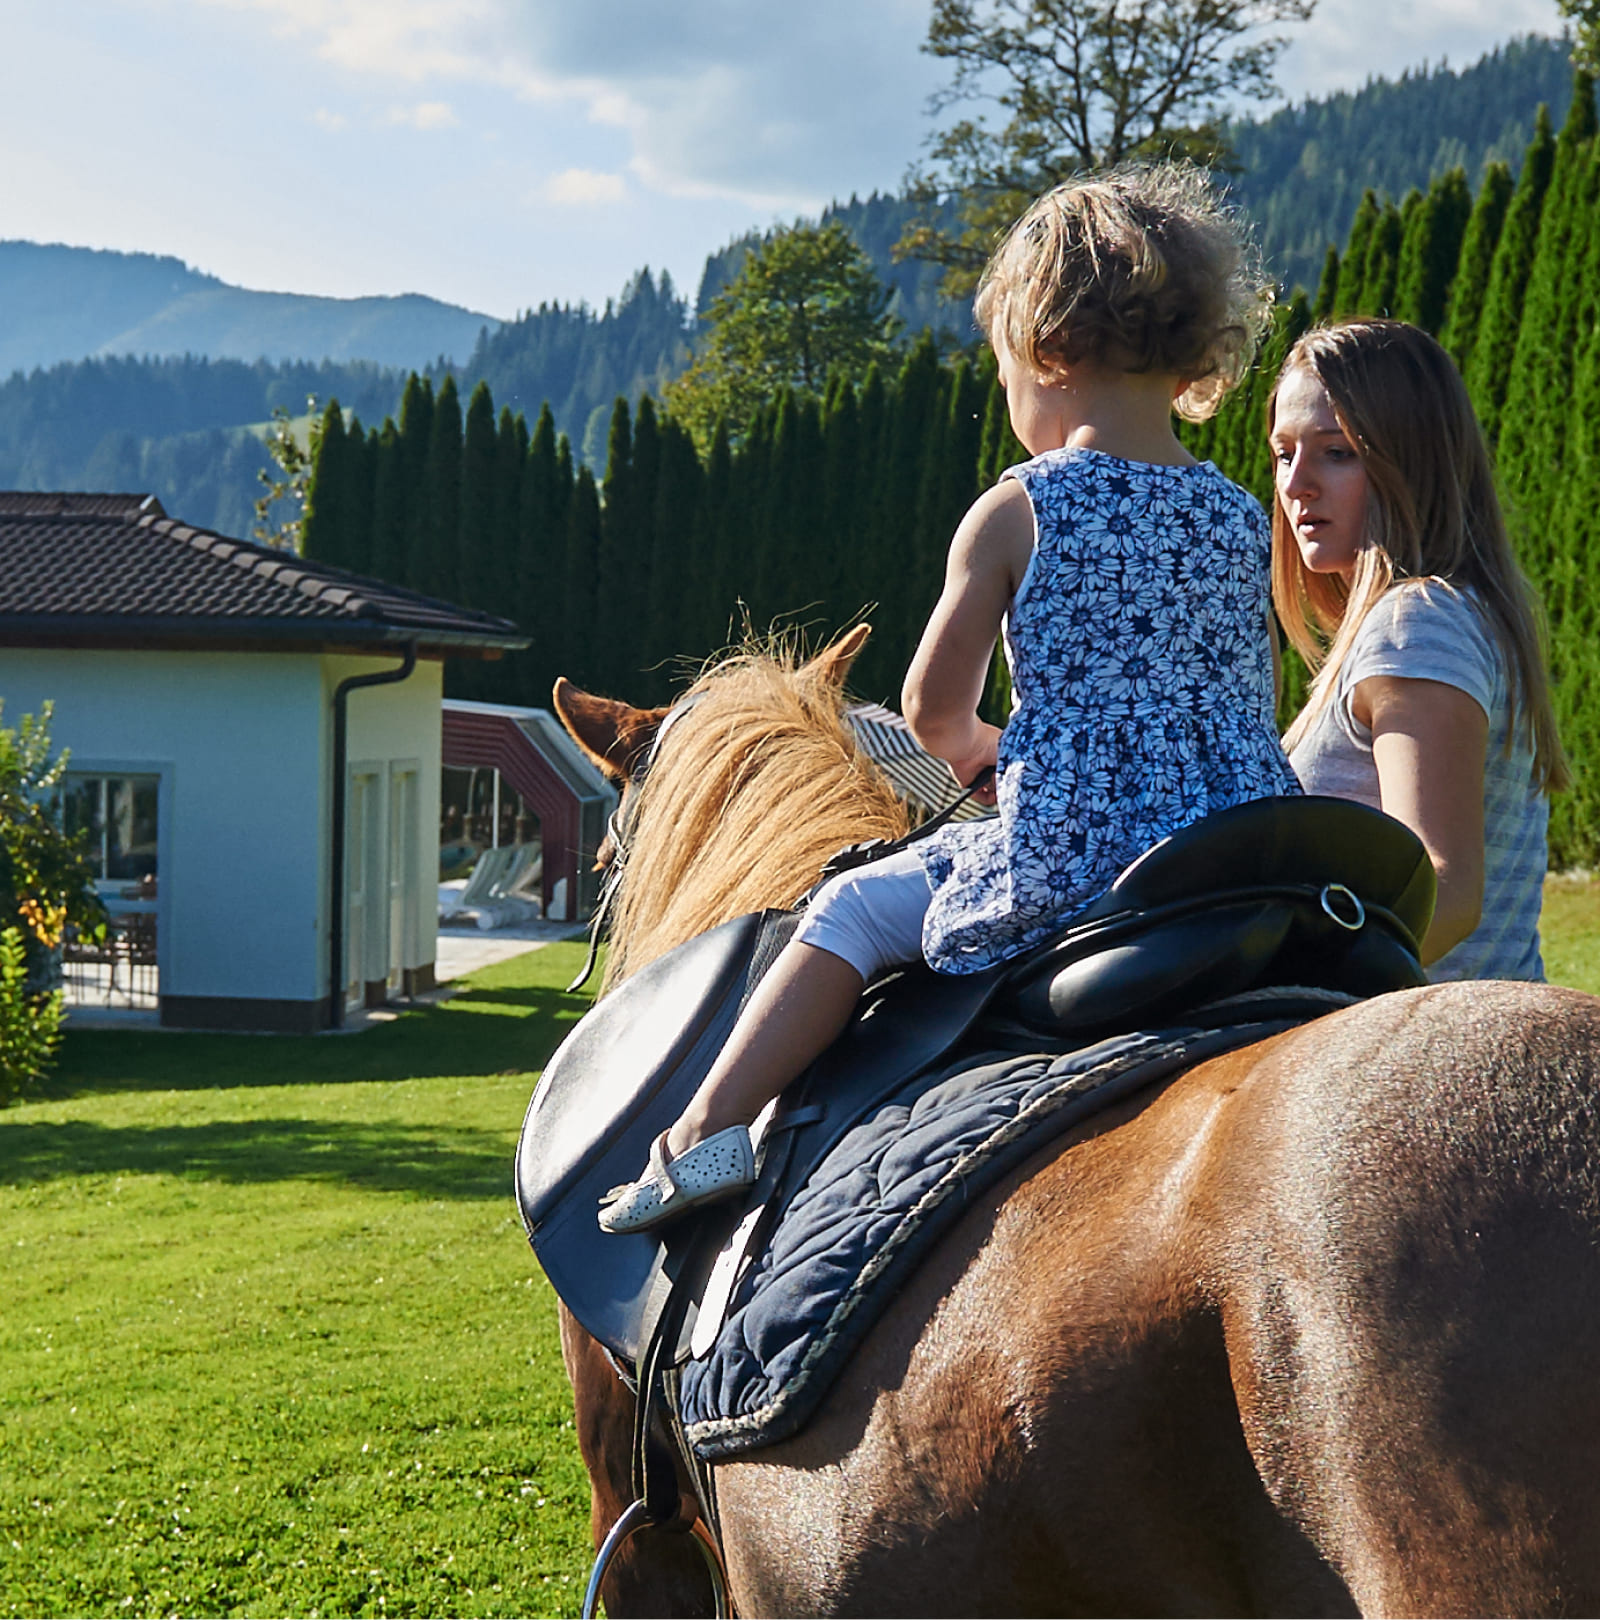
[328,644,418,1030]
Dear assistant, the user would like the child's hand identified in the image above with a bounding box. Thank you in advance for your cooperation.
[945,724,1001,805]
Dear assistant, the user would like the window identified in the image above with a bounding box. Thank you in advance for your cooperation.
[59,774,160,885]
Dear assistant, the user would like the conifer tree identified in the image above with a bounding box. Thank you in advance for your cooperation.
[1357,198,1406,316]
[1311,247,1340,322]
[1333,192,1379,314]
[562,461,603,692]
[876,336,945,684]
[1494,72,1597,540]
[1546,216,1600,866]
[630,395,663,640]
[457,380,499,616]
[421,374,463,606]
[517,405,565,695]
[596,398,638,694]
[344,416,375,577]
[977,370,1024,489]
[489,406,530,700]
[1467,101,1559,441]
[367,420,406,584]
[644,416,706,702]
[819,377,862,628]
[300,398,350,568]
[398,374,435,592]
[1394,167,1472,334]
[698,420,735,656]
[1441,161,1514,371]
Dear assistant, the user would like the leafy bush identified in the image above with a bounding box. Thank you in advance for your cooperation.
[0,702,100,1104]
[0,924,61,1104]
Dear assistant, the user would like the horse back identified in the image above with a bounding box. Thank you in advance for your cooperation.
[714,982,1600,1617]
[1199,979,1600,1617]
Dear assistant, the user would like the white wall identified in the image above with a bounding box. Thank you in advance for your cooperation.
[0,648,326,1001]
[323,654,443,988]
[1,647,445,1010]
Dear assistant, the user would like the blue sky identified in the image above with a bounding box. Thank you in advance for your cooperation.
[4,0,1569,319]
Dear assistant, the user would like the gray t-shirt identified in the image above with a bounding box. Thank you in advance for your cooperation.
[1288,580,1548,981]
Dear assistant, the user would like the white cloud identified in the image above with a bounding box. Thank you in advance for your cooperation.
[1275,0,1565,100]
[385,100,459,131]
[187,0,940,210]
[310,106,346,132]
[542,168,627,206]
[183,0,1572,213]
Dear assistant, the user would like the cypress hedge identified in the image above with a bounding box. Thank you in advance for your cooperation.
[303,77,1600,858]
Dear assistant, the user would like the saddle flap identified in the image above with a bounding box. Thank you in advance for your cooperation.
[516,910,775,1231]
[515,910,797,1360]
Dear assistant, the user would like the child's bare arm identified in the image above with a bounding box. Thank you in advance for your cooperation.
[903,481,1034,780]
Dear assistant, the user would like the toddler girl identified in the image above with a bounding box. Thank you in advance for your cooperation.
[601,164,1301,1234]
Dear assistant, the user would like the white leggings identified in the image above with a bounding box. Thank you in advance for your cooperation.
[791,847,935,983]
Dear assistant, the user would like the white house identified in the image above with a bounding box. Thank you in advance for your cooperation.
[0,492,527,1032]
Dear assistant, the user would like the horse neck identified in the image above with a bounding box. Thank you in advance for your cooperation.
[604,661,909,986]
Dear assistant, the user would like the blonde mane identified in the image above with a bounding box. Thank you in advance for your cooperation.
[604,646,909,988]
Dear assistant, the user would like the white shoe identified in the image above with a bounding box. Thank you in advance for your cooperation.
[597,1126,756,1234]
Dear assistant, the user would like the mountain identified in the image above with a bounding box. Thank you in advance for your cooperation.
[1225,33,1574,293]
[0,242,498,376]
[461,268,694,468]
[0,31,1582,537]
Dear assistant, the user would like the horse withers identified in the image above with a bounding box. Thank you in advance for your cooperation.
[542,629,1600,1618]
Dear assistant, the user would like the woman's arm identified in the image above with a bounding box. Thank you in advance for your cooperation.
[902,480,1034,789]
[1352,674,1488,965]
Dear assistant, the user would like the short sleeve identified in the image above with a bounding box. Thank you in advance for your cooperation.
[1340,581,1498,723]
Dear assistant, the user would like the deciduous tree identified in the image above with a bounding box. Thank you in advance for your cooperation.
[897,0,1316,293]
[665,223,898,451]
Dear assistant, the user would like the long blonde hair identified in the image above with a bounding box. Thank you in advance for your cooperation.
[1272,320,1568,791]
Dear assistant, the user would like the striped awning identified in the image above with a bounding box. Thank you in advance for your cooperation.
[847,703,993,822]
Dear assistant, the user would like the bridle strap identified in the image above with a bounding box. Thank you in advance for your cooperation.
[565,693,706,994]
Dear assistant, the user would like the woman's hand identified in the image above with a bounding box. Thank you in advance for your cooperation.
[1353,674,1487,965]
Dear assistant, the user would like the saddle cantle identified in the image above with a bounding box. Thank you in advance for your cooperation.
[1000,794,1435,1032]
[515,794,1435,1366]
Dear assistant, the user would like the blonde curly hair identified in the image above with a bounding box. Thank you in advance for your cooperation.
[975,164,1273,421]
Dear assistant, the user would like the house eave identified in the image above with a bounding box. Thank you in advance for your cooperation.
[0,616,530,658]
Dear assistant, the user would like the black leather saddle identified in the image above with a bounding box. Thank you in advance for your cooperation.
[999,791,1435,1032]
[515,794,1435,1362]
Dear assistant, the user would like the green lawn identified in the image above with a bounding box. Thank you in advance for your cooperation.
[7,890,1600,1619]
[1,944,597,1620]
[1541,875,1600,994]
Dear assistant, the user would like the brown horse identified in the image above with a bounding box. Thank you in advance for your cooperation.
[550,629,1600,1618]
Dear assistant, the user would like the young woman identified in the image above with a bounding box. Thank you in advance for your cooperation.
[1270,318,1567,979]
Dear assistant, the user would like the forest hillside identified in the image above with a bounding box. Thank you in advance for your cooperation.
[0,32,1577,536]
[0,241,495,376]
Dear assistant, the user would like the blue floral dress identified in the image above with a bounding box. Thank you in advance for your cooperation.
[918,447,1301,974]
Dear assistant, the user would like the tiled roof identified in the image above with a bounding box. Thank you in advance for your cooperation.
[0,492,528,653]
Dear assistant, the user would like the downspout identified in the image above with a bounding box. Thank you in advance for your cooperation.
[329,643,418,1029]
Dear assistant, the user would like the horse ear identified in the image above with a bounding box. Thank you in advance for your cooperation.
[552,678,670,783]
[801,624,872,691]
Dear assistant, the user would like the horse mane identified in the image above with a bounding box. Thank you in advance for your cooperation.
[604,643,910,988]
